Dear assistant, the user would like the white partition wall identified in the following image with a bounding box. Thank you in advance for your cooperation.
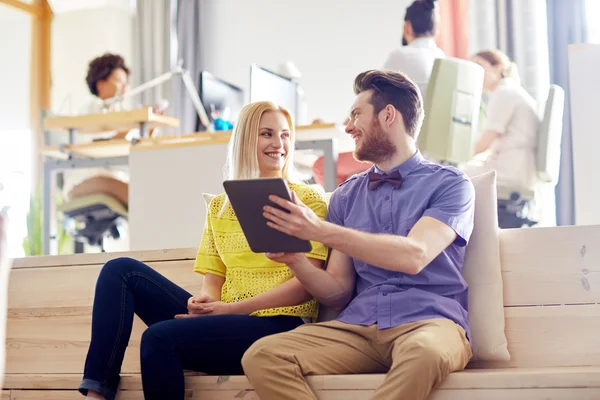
[568,44,600,225]
[128,142,228,250]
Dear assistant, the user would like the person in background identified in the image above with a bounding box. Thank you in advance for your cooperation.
[382,0,444,99]
[58,54,133,248]
[465,49,540,193]
[243,70,475,400]
[82,53,167,139]
[312,0,443,189]
[83,53,131,139]
[78,101,329,400]
[62,53,164,251]
[0,213,11,389]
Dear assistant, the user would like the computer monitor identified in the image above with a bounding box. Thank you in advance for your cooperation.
[196,71,245,132]
[249,64,298,119]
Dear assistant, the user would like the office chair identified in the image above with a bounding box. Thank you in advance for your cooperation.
[497,84,565,228]
[58,176,128,252]
[417,57,485,165]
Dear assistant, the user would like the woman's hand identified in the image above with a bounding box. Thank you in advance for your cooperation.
[187,294,215,311]
[175,301,239,319]
[173,294,216,318]
[265,252,306,269]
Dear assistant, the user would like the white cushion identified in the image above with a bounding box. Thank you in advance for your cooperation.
[202,193,217,207]
[462,170,510,361]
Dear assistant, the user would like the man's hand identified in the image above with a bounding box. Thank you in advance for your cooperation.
[263,193,325,242]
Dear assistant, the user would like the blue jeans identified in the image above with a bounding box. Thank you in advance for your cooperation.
[78,257,304,400]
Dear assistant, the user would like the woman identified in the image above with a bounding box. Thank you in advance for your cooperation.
[468,49,540,192]
[382,0,444,98]
[79,101,329,400]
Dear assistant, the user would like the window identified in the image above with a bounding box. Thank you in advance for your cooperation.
[0,5,33,258]
[586,0,600,43]
[0,130,32,258]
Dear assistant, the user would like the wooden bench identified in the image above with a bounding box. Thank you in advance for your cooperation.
[4,225,600,399]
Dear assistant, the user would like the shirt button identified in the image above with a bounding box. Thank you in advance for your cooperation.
[385,226,390,231]
[385,196,390,200]
[382,292,388,296]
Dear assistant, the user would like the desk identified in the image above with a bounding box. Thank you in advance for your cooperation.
[41,108,180,255]
[41,116,343,254]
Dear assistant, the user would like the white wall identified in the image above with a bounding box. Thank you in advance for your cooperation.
[129,143,229,251]
[51,7,133,116]
[199,0,411,123]
[569,44,600,226]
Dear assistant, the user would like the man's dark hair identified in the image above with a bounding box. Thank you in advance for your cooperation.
[86,53,130,96]
[405,0,438,37]
[353,70,424,138]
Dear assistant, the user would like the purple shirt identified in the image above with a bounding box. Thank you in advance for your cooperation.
[326,150,475,338]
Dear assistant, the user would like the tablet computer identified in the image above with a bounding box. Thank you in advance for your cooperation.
[223,178,312,254]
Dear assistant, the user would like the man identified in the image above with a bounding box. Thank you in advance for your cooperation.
[242,70,475,400]
[0,213,11,389]
[312,1,445,190]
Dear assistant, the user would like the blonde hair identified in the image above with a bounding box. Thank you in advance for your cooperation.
[223,101,301,183]
[475,49,521,85]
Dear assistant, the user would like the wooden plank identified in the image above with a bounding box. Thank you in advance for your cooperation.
[129,135,232,152]
[8,260,200,308]
[5,315,146,374]
[10,391,81,400]
[319,367,600,390]
[3,374,82,390]
[41,139,131,160]
[4,389,598,400]
[9,367,600,392]
[127,123,343,153]
[429,389,600,400]
[0,0,42,16]
[499,225,600,306]
[43,108,179,133]
[6,261,202,374]
[473,304,600,368]
[29,0,52,188]
[1,391,9,400]
[11,248,197,269]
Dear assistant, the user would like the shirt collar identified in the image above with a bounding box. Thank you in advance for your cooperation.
[373,150,424,178]
[408,37,438,49]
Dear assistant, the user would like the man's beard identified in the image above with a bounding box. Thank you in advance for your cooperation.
[354,118,397,164]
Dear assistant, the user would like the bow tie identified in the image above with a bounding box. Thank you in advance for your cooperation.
[368,170,403,190]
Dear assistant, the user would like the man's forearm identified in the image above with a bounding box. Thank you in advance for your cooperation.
[287,257,353,311]
[317,222,425,274]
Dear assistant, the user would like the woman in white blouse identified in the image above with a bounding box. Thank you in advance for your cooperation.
[469,49,540,192]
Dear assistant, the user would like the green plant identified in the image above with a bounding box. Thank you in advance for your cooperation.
[22,189,73,256]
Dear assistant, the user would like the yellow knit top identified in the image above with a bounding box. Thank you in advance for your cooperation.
[193,183,329,319]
